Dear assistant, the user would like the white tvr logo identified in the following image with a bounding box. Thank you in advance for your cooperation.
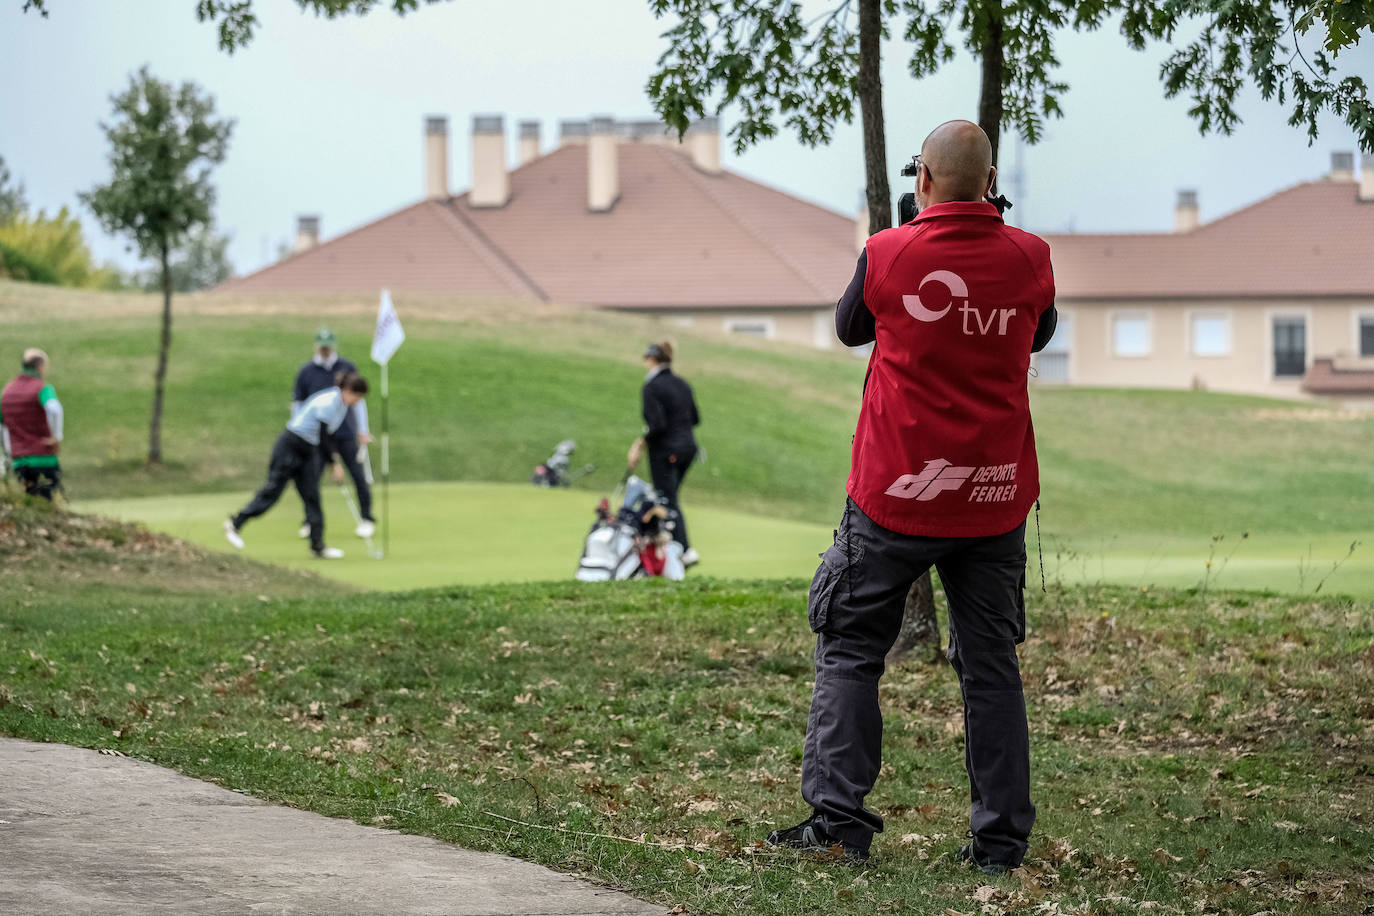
[902,270,1016,335]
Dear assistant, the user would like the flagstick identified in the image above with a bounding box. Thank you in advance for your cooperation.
[381,361,390,559]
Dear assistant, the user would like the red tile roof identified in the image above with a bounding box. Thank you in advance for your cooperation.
[1044,180,1374,300]
[220,152,1374,305]
[219,144,860,307]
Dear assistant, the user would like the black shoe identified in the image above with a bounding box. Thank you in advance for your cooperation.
[766,815,870,863]
[958,842,1013,875]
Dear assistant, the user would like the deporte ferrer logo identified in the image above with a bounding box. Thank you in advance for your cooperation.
[885,459,1019,503]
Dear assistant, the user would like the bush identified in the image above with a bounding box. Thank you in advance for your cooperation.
[0,207,126,289]
[0,241,60,284]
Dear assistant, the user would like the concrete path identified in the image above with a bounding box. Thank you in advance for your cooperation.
[0,738,666,916]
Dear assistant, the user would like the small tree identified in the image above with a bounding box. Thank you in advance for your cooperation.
[82,67,233,465]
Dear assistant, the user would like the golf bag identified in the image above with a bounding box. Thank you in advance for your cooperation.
[575,475,685,581]
[532,439,595,487]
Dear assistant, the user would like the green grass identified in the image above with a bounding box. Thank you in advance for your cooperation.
[4,280,1373,595]
[79,483,1374,597]
[81,482,834,589]
[2,528,1371,915]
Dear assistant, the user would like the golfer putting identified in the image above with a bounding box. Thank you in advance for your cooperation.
[291,328,376,541]
[224,372,369,559]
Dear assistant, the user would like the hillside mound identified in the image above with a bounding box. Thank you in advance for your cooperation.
[0,490,340,599]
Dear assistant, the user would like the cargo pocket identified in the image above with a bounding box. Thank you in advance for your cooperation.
[808,530,862,634]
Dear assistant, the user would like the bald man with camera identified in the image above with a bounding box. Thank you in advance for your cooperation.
[768,121,1058,871]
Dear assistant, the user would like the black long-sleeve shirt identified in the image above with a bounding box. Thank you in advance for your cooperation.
[642,367,699,454]
[835,250,1058,351]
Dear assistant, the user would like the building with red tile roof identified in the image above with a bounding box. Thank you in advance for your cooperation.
[222,117,1374,402]
[1032,152,1374,403]
[220,116,862,350]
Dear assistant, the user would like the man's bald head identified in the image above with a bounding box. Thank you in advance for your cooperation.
[21,348,48,373]
[918,120,995,204]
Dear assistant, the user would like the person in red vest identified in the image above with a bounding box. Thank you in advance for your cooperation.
[766,121,1058,871]
[1,348,65,501]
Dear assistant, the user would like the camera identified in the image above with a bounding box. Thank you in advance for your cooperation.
[897,154,1013,224]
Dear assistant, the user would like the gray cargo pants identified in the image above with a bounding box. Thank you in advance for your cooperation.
[801,498,1035,863]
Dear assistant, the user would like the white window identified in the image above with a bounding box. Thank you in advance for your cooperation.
[1111,313,1151,357]
[722,317,773,338]
[1191,313,1230,356]
[1360,315,1374,358]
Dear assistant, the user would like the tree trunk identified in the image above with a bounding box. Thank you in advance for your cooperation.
[148,242,172,465]
[857,0,942,663]
[857,0,890,236]
[887,571,943,665]
[978,0,1005,182]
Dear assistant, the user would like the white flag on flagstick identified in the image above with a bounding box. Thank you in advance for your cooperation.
[371,289,406,365]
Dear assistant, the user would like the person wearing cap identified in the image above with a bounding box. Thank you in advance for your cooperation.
[226,371,370,559]
[627,341,700,567]
[291,329,375,539]
[1,348,65,501]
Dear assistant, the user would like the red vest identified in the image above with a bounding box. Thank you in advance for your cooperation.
[1,374,53,458]
[846,201,1054,537]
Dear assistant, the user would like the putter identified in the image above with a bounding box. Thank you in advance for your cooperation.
[338,481,383,559]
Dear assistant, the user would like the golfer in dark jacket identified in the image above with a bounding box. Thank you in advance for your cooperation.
[292,329,375,539]
[627,341,700,567]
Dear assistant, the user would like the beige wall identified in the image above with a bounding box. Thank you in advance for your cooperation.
[1039,298,1374,398]
[640,306,841,350]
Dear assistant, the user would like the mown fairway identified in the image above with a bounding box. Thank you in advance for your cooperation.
[2,498,1371,916]
[80,484,1374,595]
[4,279,1372,595]
[81,483,834,589]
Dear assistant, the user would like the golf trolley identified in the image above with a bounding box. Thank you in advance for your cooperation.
[532,439,596,488]
[575,473,685,581]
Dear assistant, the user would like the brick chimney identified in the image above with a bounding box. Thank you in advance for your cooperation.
[1329,151,1355,182]
[1361,154,1374,201]
[688,116,722,174]
[470,115,509,208]
[518,120,541,165]
[587,115,619,212]
[559,120,589,146]
[424,116,449,200]
[1174,189,1199,233]
[294,215,320,253]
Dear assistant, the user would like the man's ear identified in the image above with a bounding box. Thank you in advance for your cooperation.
[986,166,998,196]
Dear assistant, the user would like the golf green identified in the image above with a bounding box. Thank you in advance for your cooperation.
[81,482,1374,596]
[80,482,836,590]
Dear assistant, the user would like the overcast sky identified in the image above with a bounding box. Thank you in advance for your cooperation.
[1,0,1370,277]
